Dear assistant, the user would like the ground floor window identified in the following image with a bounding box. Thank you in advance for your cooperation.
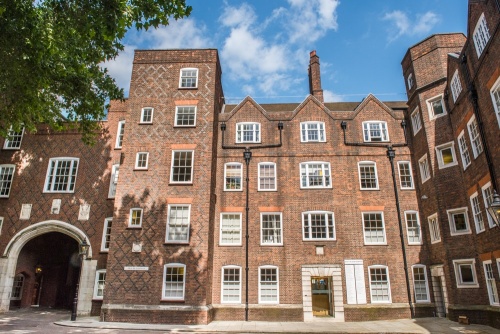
[11,274,24,300]
[412,265,430,302]
[222,266,241,303]
[259,266,278,304]
[368,266,391,303]
[163,264,185,300]
[483,261,499,305]
[93,270,106,299]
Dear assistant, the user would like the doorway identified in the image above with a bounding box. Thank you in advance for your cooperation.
[311,277,332,317]
[430,265,447,317]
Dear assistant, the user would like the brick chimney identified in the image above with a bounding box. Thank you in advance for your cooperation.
[308,50,324,103]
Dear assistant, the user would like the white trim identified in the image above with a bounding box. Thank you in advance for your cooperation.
[412,265,430,303]
[162,263,186,301]
[257,162,277,191]
[362,121,389,142]
[128,208,143,228]
[258,265,279,304]
[3,127,24,150]
[407,73,414,90]
[93,270,106,300]
[135,152,149,169]
[453,258,479,288]
[457,130,471,170]
[43,157,79,193]
[398,161,414,190]
[165,204,191,244]
[179,68,198,88]
[404,210,422,245]
[418,154,431,184]
[224,162,243,191]
[469,192,485,234]
[426,94,447,120]
[219,213,242,246]
[115,120,125,149]
[410,107,422,135]
[490,76,500,128]
[0,217,3,235]
[299,161,332,189]
[362,212,386,245]
[435,142,458,169]
[450,70,462,102]
[140,107,154,124]
[483,260,500,306]
[302,211,335,241]
[170,150,194,184]
[100,217,112,252]
[236,122,260,143]
[260,212,283,246]
[467,115,483,159]
[446,207,471,235]
[108,164,119,198]
[0,164,15,198]
[300,121,326,142]
[473,13,490,57]
[481,181,495,228]
[368,265,392,303]
[175,106,197,127]
[221,265,242,304]
[428,213,441,244]
[358,161,379,190]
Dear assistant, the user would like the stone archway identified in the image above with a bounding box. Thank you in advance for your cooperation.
[0,220,96,314]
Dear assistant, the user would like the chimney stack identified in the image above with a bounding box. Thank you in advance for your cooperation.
[308,50,324,103]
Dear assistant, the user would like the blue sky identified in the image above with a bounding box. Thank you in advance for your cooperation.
[105,0,468,104]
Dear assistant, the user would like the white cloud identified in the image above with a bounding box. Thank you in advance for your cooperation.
[219,3,256,28]
[102,45,136,93]
[323,89,343,102]
[383,10,439,42]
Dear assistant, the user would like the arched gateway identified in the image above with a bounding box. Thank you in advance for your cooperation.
[0,220,97,314]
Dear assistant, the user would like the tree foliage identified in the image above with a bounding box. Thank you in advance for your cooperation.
[0,0,191,144]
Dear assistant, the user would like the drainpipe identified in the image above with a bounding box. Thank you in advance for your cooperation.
[340,120,415,319]
[220,121,284,321]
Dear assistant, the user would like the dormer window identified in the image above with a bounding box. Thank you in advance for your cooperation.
[236,123,260,143]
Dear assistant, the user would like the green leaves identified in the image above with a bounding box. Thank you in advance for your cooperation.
[0,0,191,144]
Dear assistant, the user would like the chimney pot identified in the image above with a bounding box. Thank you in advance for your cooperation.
[308,50,324,103]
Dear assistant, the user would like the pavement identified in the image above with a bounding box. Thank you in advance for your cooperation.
[55,316,500,333]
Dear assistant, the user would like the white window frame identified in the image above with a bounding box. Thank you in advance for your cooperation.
[412,265,430,303]
[490,76,500,128]
[10,274,24,300]
[175,106,197,127]
[450,70,462,102]
[162,263,186,301]
[101,217,112,252]
[300,121,326,142]
[170,150,194,184]
[224,162,242,191]
[457,131,471,170]
[473,13,490,57]
[129,208,143,228]
[135,152,149,169]
[140,107,154,124]
[453,259,479,288]
[44,158,79,193]
[302,211,335,241]
[260,212,283,246]
[165,204,191,243]
[258,162,277,191]
[426,95,447,120]
[470,192,485,234]
[0,216,3,235]
[236,122,260,143]
[410,107,422,135]
[3,127,24,150]
[179,68,198,88]
[221,265,241,304]
[362,212,386,245]
[300,161,331,189]
[358,161,379,190]
[258,265,279,304]
[108,164,119,198]
[220,213,242,246]
[368,265,392,303]
[405,211,422,245]
[398,161,414,190]
[418,154,431,184]
[483,260,500,306]
[428,213,441,244]
[0,164,15,198]
[467,115,483,159]
[447,207,471,236]
[482,181,495,228]
[407,73,414,90]
[115,120,125,149]
[435,142,458,169]
[93,270,106,300]
[362,121,389,142]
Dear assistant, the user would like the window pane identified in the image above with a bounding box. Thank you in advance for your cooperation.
[176,107,196,126]
[172,151,193,182]
[167,206,190,241]
[370,267,390,302]
[262,214,282,244]
[165,266,185,298]
[364,213,385,243]
[221,214,241,244]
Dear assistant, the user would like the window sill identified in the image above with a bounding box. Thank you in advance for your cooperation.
[260,244,284,247]
[300,187,333,190]
[160,299,185,303]
[134,168,148,171]
[114,147,122,150]
[450,230,472,236]
[126,226,142,229]
[138,122,153,125]
[164,242,190,245]
[408,243,423,246]
[400,188,415,191]
[456,283,479,289]
[303,239,336,242]
[219,244,243,247]
[178,87,198,90]
[360,188,380,191]
[363,243,388,246]
[2,148,20,151]
[174,125,197,128]
[224,189,243,192]
[437,163,458,169]
[99,250,109,254]
[169,183,193,186]
[92,298,104,302]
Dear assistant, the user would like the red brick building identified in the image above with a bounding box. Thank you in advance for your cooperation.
[0,0,498,328]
